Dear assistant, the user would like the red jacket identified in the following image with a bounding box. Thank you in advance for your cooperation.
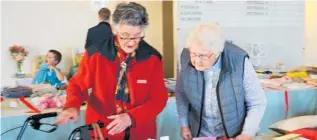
[64,37,168,140]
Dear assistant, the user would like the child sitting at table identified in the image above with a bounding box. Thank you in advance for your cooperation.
[32,50,66,90]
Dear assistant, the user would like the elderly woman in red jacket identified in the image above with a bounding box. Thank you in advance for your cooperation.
[55,2,168,140]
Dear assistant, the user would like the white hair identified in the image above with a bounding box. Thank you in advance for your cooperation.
[185,23,226,54]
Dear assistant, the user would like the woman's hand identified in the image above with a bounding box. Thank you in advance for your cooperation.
[181,126,193,140]
[106,113,132,135]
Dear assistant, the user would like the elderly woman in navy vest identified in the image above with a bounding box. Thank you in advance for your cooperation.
[175,23,267,140]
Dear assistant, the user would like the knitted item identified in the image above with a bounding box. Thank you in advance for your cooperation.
[1,86,33,98]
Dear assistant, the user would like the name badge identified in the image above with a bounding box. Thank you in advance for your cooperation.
[137,79,147,84]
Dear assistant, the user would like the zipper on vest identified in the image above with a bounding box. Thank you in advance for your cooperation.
[196,71,205,137]
[216,82,229,138]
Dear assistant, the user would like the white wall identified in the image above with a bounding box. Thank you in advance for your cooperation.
[175,1,306,69]
[1,1,97,84]
[173,0,317,77]
[1,1,163,84]
[305,0,317,66]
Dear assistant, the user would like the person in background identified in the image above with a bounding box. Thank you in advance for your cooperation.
[85,7,113,49]
[55,2,168,140]
[32,50,66,89]
[175,23,267,140]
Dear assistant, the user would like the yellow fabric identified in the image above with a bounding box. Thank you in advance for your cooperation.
[74,53,84,66]
[32,55,46,75]
[286,72,309,78]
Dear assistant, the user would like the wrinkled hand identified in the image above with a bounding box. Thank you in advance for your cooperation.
[55,107,79,125]
[235,134,252,140]
[106,113,132,135]
[181,126,192,140]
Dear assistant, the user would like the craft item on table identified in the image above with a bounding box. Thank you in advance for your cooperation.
[269,115,317,135]
[289,66,317,74]
[9,98,19,108]
[257,74,271,79]
[282,83,314,89]
[289,66,311,72]
[256,70,273,75]
[256,70,284,79]
[286,72,309,79]
[55,90,66,96]
[292,78,306,83]
[276,62,285,70]
[260,77,291,86]
[1,86,33,98]
[39,98,57,109]
[261,84,288,91]
[273,134,301,140]
[19,96,41,113]
[256,132,283,139]
[298,138,310,140]
[31,93,66,109]
[310,74,317,80]
[31,96,41,106]
[286,128,317,140]
[269,74,286,79]
[193,136,217,140]
[305,80,317,87]
[295,77,317,87]
[55,95,65,108]
[307,69,317,75]
[28,84,57,97]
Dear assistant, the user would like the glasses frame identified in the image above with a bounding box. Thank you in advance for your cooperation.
[189,51,214,60]
[117,34,145,43]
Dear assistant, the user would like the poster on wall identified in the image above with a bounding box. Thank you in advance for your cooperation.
[178,0,304,27]
[91,0,109,11]
[176,0,305,68]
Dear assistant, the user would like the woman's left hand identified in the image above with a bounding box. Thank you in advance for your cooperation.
[106,113,132,135]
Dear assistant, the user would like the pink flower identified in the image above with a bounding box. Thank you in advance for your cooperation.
[54,96,65,108]
[9,45,28,61]
[15,54,25,61]
[17,47,24,52]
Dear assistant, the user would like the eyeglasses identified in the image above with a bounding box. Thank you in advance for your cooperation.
[117,34,145,43]
[189,52,213,60]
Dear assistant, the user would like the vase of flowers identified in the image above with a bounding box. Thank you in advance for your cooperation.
[9,45,29,77]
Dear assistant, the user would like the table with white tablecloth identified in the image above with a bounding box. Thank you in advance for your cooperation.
[157,88,317,140]
[2,88,317,140]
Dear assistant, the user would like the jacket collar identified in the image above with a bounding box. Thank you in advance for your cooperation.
[97,21,111,27]
[219,51,229,72]
[88,35,162,62]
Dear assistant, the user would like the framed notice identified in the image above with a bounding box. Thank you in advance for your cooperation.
[91,0,108,11]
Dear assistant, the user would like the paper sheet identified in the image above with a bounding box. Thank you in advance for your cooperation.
[273,134,301,140]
